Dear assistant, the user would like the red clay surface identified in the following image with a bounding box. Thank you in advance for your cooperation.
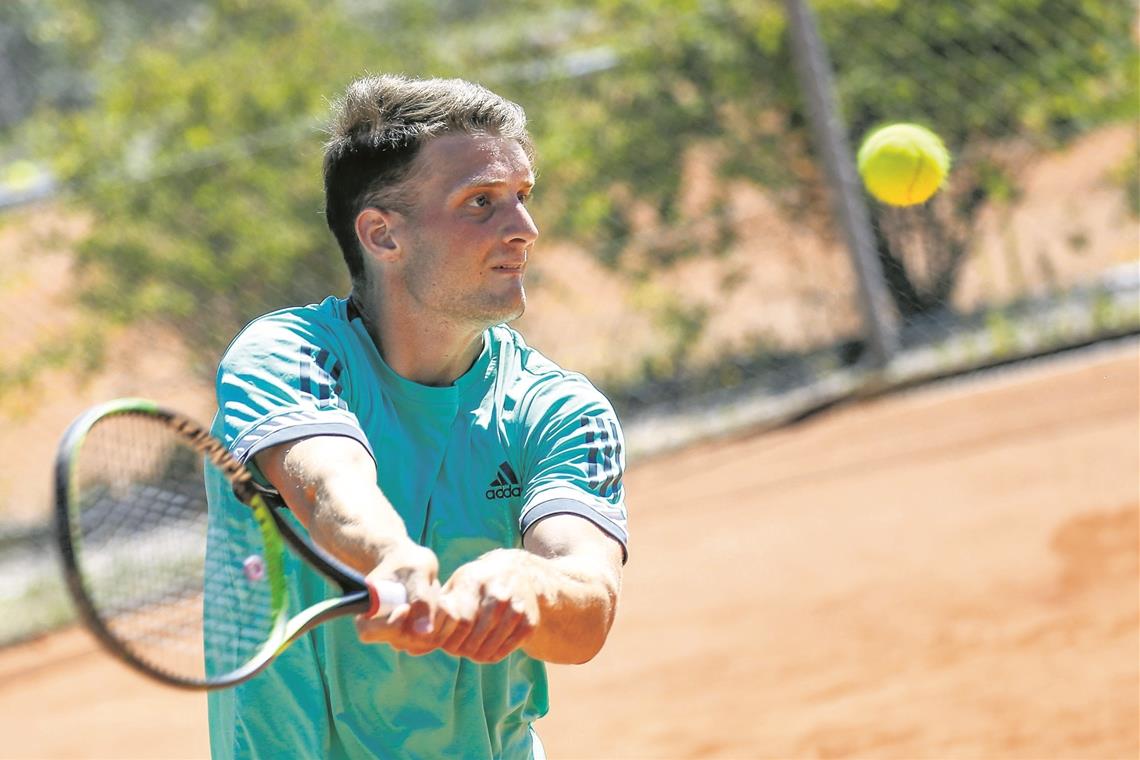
[1,343,1137,759]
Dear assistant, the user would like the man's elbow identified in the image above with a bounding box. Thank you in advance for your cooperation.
[537,629,608,665]
[561,591,620,664]
[568,633,607,665]
[569,619,612,664]
[583,570,622,660]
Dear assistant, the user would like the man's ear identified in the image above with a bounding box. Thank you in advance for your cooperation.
[355,207,402,263]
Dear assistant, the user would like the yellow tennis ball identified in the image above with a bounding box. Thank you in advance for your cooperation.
[857,123,950,206]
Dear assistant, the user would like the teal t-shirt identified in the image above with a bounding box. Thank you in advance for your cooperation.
[205,296,628,760]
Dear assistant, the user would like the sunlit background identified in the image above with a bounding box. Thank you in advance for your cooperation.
[0,1,1136,756]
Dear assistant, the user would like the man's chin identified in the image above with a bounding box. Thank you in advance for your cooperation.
[487,291,526,325]
[497,300,526,325]
[461,284,526,327]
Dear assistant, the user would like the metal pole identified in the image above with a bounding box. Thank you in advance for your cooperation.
[783,0,898,366]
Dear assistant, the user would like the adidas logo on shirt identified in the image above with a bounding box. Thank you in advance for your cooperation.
[485,461,522,500]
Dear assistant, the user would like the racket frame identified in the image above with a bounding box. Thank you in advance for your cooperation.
[54,398,383,690]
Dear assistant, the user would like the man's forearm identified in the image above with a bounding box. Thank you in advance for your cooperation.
[518,550,620,664]
[305,477,413,574]
[258,437,414,574]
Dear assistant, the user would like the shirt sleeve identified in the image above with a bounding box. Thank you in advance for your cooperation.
[215,311,372,469]
[518,376,629,561]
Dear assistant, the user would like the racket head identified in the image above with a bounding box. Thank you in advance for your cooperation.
[54,398,290,689]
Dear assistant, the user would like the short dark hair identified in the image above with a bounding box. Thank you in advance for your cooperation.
[323,74,534,285]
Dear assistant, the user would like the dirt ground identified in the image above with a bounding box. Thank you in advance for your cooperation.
[0,342,1136,760]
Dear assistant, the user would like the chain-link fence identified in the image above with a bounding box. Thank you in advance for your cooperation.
[0,0,1136,645]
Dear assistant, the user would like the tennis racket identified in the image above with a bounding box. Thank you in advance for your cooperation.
[54,397,407,690]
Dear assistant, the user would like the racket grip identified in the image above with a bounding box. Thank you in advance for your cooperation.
[366,580,409,617]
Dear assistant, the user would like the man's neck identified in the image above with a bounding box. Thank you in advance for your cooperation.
[350,292,485,388]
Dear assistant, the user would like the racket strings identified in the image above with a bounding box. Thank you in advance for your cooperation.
[70,413,276,684]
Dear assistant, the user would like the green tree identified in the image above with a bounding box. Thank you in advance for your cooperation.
[512,0,1136,321]
[822,0,1137,318]
[16,0,1137,386]
[23,0,451,358]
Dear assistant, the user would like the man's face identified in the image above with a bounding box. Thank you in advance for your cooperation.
[393,133,538,329]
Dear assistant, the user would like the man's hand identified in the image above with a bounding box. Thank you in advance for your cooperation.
[433,550,540,663]
[355,540,446,656]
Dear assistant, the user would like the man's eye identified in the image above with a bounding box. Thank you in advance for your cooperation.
[518,192,532,205]
[469,194,490,208]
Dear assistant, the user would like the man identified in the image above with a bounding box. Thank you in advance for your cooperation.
[205,74,628,759]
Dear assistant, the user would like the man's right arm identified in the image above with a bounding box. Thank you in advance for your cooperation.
[254,435,443,651]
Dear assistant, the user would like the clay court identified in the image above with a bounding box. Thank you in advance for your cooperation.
[0,341,1136,759]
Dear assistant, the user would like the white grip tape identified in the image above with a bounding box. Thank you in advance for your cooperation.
[374,580,408,613]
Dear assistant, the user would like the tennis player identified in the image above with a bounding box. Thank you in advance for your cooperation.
[205,75,628,759]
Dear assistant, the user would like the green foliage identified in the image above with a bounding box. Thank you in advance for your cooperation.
[823,0,1137,143]
[984,309,1018,357]
[21,0,456,358]
[1108,142,1139,219]
[13,0,1138,377]
[512,0,802,275]
[819,0,1136,320]
[517,0,1137,321]
[0,0,204,130]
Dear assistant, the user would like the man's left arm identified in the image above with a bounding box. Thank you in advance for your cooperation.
[435,514,622,664]
[434,379,628,663]
[519,513,624,662]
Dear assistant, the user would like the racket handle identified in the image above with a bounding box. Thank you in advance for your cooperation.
[366,580,409,617]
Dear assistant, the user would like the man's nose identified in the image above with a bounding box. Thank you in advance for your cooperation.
[504,202,539,247]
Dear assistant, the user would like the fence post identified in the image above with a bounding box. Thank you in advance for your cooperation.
[783,0,898,366]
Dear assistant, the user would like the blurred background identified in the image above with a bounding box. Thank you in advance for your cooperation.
[0,0,1136,688]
